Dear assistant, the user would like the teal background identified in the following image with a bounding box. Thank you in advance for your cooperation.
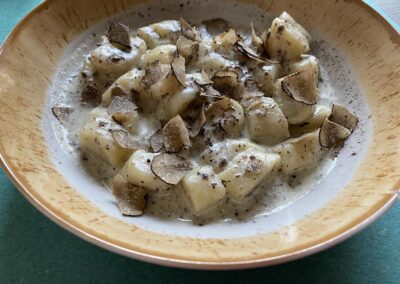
[0,0,399,283]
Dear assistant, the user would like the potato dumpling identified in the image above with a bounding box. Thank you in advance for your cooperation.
[265,12,311,61]
[79,112,133,167]
[121,150,171,191]
[102,68,145,106]
[91,37,146,78]
[182,166,226,214]
[218,149,281,201]
[138,20,181,49]
[200,139,262,173]
[140,44,177,67]
[253,63,282,96]
[273,77,315,124]
[195,41,232,73]
[245,97,290,145]
[290,105,331,137]
[205,98,245,138]
[157,86,198,121]
[147,70,181,101]
[88,106,109,120]
[275,129,324,175]
[286,55,319,80]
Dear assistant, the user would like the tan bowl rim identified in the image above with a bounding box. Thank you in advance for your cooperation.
[0,0,399,270]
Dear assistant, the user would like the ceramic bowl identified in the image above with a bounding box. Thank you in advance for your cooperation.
[0,0,399,269]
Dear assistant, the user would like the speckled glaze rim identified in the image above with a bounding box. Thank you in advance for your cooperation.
[0,0,399,270]
[3,157,397,269]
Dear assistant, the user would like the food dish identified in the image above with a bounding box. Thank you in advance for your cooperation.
[0,0,398,269]
[52,13,358,222]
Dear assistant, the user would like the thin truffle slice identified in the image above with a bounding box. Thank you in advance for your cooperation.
[329,104,358,132]
[250,22,264,53]
[235,40,278,64]
[221,114,241,134]
[162,115,191,153]
[194,69,213,86]
[111,84,130,98]
[151,153,193,185]
[180,18,201,41]
[171,55,188,87]
[245,156,264,174]
[112,130,147,151]
[243,77,262,92]
[200,85,222,98]
[202,18,230,36]
[189,104,206,138]
[107,96,137,124]
[240,91,264,109]
[281,69,318,105]
[176,35,199,63]
[206,97,243,135]
[107,23,131,49]
[206,97,233,123]
[214,29,240,46]
[211,70,241,99]
[141,61,169,88]
[52,105,72,125]
[149,129,164,153]
[82,83,102,106]
[319,118,351,148]
[113,174,147,216]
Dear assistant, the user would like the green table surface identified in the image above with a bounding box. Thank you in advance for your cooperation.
[0,0,399,283]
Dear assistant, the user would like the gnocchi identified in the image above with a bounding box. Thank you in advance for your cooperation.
[182,166,226,214]
[79,109,134,167]
[219,149,281,201]
[138,20,181,49]
[121,150,171,191]
[244,96,290,145]
[90,36,146,79]
[275,129,324,175]
[266,12,311,60]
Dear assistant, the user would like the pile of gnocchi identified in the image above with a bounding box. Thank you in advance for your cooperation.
[53,12,358,218]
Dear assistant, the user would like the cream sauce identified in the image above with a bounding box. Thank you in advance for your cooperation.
[50,20,342,225]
